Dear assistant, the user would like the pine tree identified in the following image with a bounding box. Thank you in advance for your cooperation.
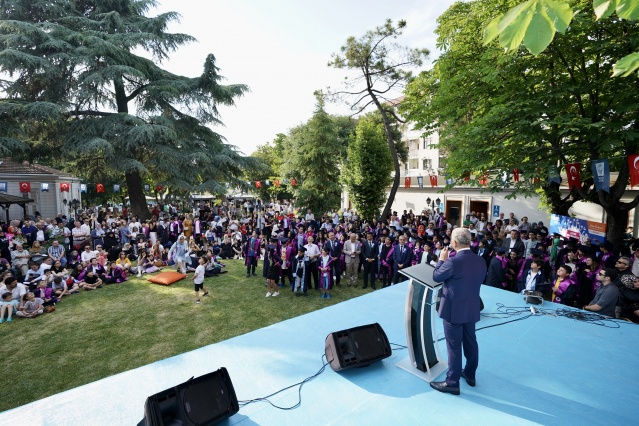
[0,0,253,218]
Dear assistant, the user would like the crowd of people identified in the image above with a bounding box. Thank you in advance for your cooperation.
[1,199,638,323]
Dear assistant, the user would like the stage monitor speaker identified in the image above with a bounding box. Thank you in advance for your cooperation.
[324,323,392,372]
[139,367,239,426]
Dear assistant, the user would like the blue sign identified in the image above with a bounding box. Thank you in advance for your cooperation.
[549,214,606,245]
[492,205,500,218]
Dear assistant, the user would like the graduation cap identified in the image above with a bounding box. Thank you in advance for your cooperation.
[603,241,614,251]
[279,237,289,244]
[495,247,506,254]
[530,248,542,256]
[297,246,306,252]
[577,244,591,254]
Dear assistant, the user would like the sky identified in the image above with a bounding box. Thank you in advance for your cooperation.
[151,0,458,155]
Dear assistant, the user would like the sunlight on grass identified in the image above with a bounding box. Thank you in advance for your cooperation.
[0,259,374,411]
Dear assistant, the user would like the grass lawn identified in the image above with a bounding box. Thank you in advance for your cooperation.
[0,259,375,412]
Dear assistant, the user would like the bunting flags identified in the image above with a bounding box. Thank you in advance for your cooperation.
[291,178,297,186]
[155,185,163,192]
[265,180,271,186]
[478,173,489,185]
[629,154,639,187]
[19,182,30,193]
[113,184,121,193]
[548,166,561,185]
[59,182,70,192]
[96,183,105,193]
[429,175,437,188]
[255,181,262,188]
[417,176,423,188]
[41,183,50,192]
[592,159,610,193]
[80,184,87,193]
[445,176,454,185]
[144,184,150,192]
[0,182,6,192]
[404,177,411,188]
[513,168,520,182]
[274,180,280,187]
[566,163,581,190]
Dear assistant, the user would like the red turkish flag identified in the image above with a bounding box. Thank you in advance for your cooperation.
[60,182,70,192]
[629,155,639,187]
[479,173,489,185]
[96,183,105,193]
[291,178,296,186]
[255,181,262,188]
[513,168,520,182]
[566,163,581,190]
[274,180,280,187]
[19,182,30,193]
[155,185,163,192]
[429,175,437,188]
[404,177,411,188]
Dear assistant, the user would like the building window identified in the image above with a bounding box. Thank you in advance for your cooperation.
[422,158,432,170]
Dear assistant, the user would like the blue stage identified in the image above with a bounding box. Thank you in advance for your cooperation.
[2,282,638,425]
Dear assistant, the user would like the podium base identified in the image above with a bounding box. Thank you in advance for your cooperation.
[396,357,448,383]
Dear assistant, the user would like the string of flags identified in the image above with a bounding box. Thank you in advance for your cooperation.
[252,178,297,188]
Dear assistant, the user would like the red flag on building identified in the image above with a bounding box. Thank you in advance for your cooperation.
[404,177,411,188]
[19,182,30,193]
[60,182,70,192]
[513,168,520,182]
[629,155,639,187]
[479,173,489,185]
[429,175,437,188]
[274,180,280,187]
[255,181,262,188]
[291,178,296,186]
[96,183,105,193]
[566,163,581,190]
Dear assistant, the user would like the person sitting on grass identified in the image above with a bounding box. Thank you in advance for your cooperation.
[16,292,44,318]
[23,263,42,290]
[138,254,161,275]
[104,262,127,284]
[51,276,73,298]
[0,292,14,323]
[318,247,333,299]
[192,256,209,304]
[115,252,135,275]
[70,264,86,290]
[34,280,58,307]
[82,270,103,291]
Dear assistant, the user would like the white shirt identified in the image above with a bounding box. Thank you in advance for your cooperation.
[304,243,320,260]
[81,250,97,263]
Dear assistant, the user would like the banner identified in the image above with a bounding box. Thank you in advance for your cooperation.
[80,184,87,193]
[59,182,70,192]
[291,178,297,186]
[548,165,561,185]
[113,184,121,193]
[416,176,423,188]
[429,175,437,188]
[96,183,105,193]
[0,182,7,192]
[274,180,280,187]
[628,154,639,187]
[478,173,488,185]
[445,176,454,185]
[265,180,270,186]
[591,159,609,192]
[404,177,411,188]
[19,182,30,193]
[41,183,50,192]
[255,181,262,188]
[144,184,150,192]
[513,168,520,182]
[549,214,606,244]
[566,163,581,190]
[155,185,163,192]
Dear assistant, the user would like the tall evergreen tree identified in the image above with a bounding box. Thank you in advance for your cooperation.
[0,0,256,218]
[342,112,393,220]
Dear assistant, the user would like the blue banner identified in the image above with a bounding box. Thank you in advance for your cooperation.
[417,176,423,188]
[591,159,610,193]
[80,184,87,193]
[549,214,607,244]
[0,182,7,192]
[113,184,121,193]
[41,183,50,192]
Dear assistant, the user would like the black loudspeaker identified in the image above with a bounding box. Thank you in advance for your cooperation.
[324,323,392,372]
[139,368,239,426]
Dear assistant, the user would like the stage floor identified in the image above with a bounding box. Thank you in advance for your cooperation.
[2,282,638,426]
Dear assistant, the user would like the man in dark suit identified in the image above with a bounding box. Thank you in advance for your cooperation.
[486,247,507,288]
[361,232,378,289]
[323,231,342,286]
[502,230,525,257]
[430,228,488,395]
[392,234,412,284]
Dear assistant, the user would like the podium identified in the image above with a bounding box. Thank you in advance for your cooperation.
[396,263,448,382]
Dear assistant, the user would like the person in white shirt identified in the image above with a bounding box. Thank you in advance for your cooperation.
[81,245,97,263]
[305,209,315,222]
[304,235,321,290]
[192,256,209,304]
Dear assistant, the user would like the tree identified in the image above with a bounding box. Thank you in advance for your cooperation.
[328,19,429,221]
[401,0,639,249]
[342,112,393,219]
[250,133,294,201]
[0,0,256,219]
[282,92,342,214]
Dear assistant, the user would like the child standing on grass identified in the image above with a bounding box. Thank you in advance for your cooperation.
[0,292,13,323]
[193,256,209,304]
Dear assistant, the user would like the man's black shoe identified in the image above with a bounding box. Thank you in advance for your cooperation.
[430,381,460,395]
[461,370,476,387]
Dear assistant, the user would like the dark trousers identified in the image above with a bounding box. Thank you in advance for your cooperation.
[363,261,376,288]
[309,261,319,289]
[380,265,392,287]
[246,256,257,275]
[443,319,478,387]
[331,261,341,285]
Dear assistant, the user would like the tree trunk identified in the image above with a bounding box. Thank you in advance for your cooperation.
[605,207,628,253]
[126,170,151,220]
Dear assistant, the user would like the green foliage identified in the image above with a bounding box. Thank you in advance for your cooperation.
[342,112,393,219]
[0,0,256,218]
[250,133,294,200]
[282,92,343,214]
[485,0,639,75]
